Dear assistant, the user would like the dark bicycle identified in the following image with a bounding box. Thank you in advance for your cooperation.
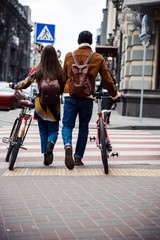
[90,92,118,174]
[2,99,35,170]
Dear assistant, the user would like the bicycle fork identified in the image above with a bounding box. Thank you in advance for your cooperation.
[89,117,118,157]
[97,118,112,152]
[18,115,32,150]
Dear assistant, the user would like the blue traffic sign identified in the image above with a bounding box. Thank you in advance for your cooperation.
[35,23,55,44]
[140,15,147,40]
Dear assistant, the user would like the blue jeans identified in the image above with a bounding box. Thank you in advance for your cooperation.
[38,118,59,153]
[62,97,93,160]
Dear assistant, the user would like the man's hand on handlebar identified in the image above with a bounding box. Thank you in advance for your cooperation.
[94,91,123,99]
[118,92,123,98]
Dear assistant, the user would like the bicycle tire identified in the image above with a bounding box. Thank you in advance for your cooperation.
[99,118,109,174]
[9,137,22,170]
[5,144,13,162]
[5,118,21,162]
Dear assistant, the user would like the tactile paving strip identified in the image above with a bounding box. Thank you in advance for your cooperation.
[2,168,160,177]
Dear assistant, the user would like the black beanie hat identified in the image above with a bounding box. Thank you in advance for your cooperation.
[78,30,93,45]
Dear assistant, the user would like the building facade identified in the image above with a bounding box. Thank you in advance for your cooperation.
[118,0,160,118]
[98,0,160,118]
[0,0,32,83]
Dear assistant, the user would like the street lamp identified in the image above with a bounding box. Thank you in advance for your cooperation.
[57,49,61,59]
[112,0,123,88]
[112,0,122,11]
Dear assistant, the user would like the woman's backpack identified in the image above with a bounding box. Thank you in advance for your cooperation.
[40,79,61,104]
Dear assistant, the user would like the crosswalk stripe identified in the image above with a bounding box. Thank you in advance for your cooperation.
[1,131,158,135]
[2,135,160,142]
[1,126,160,167]
[0,143,160,150]
[0,151,160,158]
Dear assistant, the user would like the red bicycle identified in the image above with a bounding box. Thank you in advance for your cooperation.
[90,92,118,174]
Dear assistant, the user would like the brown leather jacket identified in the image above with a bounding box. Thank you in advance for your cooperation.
[63,45,118,98]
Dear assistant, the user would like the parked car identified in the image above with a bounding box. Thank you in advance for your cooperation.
[0,82,26,109]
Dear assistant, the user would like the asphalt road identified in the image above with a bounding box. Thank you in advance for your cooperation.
[0,108,20,127]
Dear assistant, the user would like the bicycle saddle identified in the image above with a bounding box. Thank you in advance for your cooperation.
[20,100,35,109]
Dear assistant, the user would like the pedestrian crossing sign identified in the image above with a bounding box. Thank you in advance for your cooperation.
[35,23,55,44]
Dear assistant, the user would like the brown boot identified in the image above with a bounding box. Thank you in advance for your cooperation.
[65,146,74,170]
[74,158,84,166]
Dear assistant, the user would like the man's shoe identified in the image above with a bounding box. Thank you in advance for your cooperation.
[74,158,84,166]
[65,146,74,170]
[43,141,54,166]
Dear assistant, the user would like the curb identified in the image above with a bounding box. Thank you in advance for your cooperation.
[107,125,160,130]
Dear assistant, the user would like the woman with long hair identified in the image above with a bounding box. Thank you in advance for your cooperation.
[10,45,64,166]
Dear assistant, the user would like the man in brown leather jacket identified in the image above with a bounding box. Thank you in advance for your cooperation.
[62,30,122,170]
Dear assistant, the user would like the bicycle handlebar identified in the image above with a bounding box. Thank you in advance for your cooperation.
[93,92,111,100]
[20,100,35,109]
[9,82,37,104]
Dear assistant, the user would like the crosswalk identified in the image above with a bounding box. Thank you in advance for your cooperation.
[0,125,160,168]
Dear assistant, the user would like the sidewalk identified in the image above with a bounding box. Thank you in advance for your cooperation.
[89,109,160,130]
[0,108,160,239]
[0,166,160,240]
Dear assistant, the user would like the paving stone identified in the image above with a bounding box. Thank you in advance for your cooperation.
[40,230,59,240]
[73,228,107,239]
[0,169,160,239]
[36,221,66,230]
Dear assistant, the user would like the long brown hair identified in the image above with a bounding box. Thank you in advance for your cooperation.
[36,45,62,87]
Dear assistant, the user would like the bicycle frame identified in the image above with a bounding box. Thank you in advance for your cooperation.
[18,107,32,146]
[96,97,112,152]
[3,104,33,148]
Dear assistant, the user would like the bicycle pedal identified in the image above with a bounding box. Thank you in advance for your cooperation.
[20,146,27,150]
[90,136,96,142]
[110,152,118,157]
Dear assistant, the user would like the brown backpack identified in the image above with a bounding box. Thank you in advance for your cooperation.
[69,52,94,97]
[40,79,61,104]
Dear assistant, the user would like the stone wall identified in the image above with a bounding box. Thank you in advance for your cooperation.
[117,89,160,118]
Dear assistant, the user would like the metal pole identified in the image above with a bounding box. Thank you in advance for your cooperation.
[100,8,108,45]
[117,31,122,88]
[5,37,11,83]
[139,39,147,123]
[32,22,36,68]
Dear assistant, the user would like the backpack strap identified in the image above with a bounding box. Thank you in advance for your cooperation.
[71,52,78,64]
[85,52,95,64]
[71,52,94,65]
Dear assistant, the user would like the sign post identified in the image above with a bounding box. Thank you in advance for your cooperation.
[139,15,149,123]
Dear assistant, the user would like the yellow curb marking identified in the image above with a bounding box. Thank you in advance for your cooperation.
[2,168,160,177]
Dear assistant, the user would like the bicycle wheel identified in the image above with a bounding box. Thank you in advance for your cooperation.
[5,144,14,162]
[9,137,22,170]
[99,118,109,174]
[5,118,21,162]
